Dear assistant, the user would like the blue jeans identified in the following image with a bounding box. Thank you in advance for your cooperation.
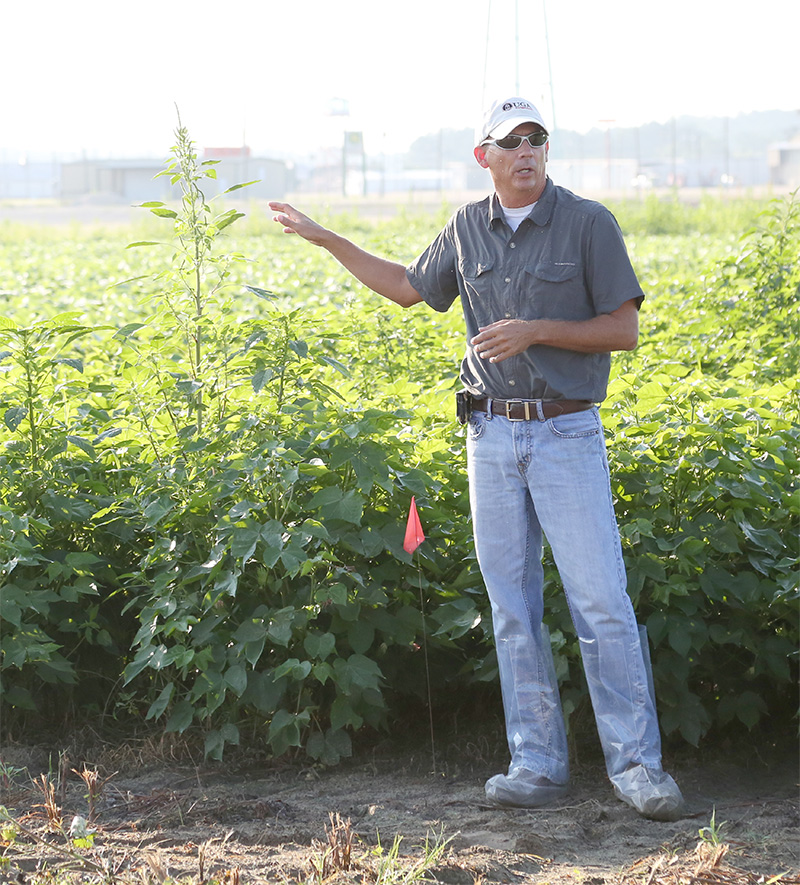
[467,406,663,785]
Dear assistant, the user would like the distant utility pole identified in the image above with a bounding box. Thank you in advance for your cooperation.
[671,117,678,187]
[723,116,730,185]
[482,0,492,109]
[514,0,520,93]
[543,0,556,131]
[599,119,615,189]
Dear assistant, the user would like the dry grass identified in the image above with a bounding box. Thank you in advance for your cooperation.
[307,812,356,880]
[31,773,62,832]
[620,841,800,885]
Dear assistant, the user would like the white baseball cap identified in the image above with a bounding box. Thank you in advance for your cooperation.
[477,97,549,145]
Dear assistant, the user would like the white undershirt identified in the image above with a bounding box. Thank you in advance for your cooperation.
[500,201,537,232]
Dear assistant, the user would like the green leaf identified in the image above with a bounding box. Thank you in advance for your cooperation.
[143,497,174,526]
[735,691,767,729]
[273,658,312,681]
[223,180,259,194]
[668,625,692,657]
[66,435,96,457]
[707,525,741,554]
[114,322,147,338]
[230,524,260,561]
[319,355,351,377]
[234,619,268,644]
[41,493,94,522]
[241,670,285,712]
[322,489,364,526]
[268,709,309,755]
[252,368,272,393]
[214,570,239,597]
[243,637,265,668]
[313,661,333,685]
[149,206,178,218]
[54,357,84,372]
[225,664,248,696]
[0,596,22,627]
[145,682,174,720]
[304,632,336,660]
[267,607,296,647]
[4,407,25,431]
[290,339,308,358]
[330,696,363,731]
[1,684,37,710]
[336,654,383,691]
[636,554,667,582]
[326,727,352,759]
[306,727,352,765]
[347,620,374,654]
[204,723,240,760]
[244,285,278,300]
[215,211,245,232]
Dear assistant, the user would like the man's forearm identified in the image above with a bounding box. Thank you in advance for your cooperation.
[527,311,638,353]
[269,202,422,308]
[320,231,423,307]
[471,300,639,363]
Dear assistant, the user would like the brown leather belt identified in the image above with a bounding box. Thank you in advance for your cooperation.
[472,397,594,421]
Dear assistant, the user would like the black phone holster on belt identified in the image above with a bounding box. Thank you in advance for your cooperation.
[456,389,473,425]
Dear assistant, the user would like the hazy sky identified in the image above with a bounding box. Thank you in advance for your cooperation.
[4,0,798,160]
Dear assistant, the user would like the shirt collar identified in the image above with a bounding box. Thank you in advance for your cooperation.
[488,177,555,229]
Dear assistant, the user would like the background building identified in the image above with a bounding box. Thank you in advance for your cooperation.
[1,110,797,205]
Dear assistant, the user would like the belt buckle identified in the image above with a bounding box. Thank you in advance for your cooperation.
[504,399,532,421]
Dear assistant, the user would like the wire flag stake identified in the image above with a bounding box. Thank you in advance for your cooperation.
[403,497,437,776]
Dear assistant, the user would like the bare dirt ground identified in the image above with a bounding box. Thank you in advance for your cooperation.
[1,728,798,885]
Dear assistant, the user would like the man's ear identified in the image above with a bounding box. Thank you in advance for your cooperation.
[474,145,489,168]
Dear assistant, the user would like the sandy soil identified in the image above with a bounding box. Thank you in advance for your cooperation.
[1,731,797,884]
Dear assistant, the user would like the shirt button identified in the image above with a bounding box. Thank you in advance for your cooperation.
[505,277,511,283]
[510,242,516,248]
[505,313,512,318]
[509,380,516,387]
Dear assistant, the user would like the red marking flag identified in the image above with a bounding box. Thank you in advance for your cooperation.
[403,496,425,554]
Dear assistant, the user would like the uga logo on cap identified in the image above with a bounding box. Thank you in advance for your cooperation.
[502,101,533,112]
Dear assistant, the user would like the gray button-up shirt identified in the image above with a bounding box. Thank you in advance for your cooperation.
[406,178,644,403]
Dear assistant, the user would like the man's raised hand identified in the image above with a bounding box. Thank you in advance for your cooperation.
[268,201,329,246]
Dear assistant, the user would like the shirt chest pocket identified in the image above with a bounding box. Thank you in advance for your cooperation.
[532,262,580,283]
[459,257,495,299]
[523,261,590,320]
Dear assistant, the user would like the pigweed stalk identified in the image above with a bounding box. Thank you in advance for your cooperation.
[131,109,254,439]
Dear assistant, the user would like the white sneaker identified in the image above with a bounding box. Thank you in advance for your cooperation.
[612,764,685,821]
[485,769,568,808]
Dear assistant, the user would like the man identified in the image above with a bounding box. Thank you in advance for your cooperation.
[269,96,684,821]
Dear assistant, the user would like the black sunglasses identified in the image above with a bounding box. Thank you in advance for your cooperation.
[483,131,549,150]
